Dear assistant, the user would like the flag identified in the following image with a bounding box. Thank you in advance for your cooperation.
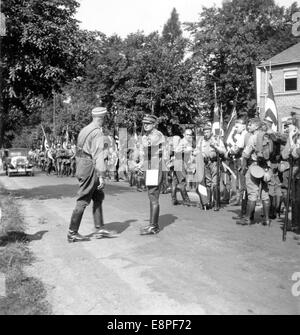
[212,102,220,136]
[41,125,50,151]
[224,106,237,148]
[65,125,69,143]
[265,73,279,132]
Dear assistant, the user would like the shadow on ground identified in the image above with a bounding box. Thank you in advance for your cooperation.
[5,183,132,200]
[159,214,178,231]
[0,230,48,247]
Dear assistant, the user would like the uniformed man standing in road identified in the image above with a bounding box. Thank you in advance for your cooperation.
[140,114,165,235]
[198,122,226,211]
[237,118,272,226]
[68,107,115,242]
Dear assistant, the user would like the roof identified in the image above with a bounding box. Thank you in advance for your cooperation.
[258,42,300,68]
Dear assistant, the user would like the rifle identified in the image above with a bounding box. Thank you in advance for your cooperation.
[282,156,293,241]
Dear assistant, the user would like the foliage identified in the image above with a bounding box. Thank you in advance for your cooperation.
[0,0,96,146]
[185,0,300,123]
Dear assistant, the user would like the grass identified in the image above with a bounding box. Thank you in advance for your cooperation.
[0,188,52,315]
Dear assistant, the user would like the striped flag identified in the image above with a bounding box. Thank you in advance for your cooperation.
[224,106,237,148]
[265,73,279,131]
[212,100,220,136]
[41,125,50,151]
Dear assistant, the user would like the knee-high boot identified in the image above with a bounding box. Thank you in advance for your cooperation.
[213,186,220,211]
[171,183,178,205]
[236,200,256,225]
[93,202,104,229]
[68,208,90,242]
[178,185,191,206]
[262,199,271,226]
[269,195,276,219]
[152,204,160,230]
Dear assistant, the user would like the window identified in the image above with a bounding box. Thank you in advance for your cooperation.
[284,70,298,91]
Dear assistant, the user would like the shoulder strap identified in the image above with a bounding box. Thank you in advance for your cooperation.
[77,127,100,151]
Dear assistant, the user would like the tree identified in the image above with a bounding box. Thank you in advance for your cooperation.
[186,0,300,122]
[162,8,183,46]
[0,0,95,147]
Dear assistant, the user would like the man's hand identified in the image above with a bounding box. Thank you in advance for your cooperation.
[98,176,105,190]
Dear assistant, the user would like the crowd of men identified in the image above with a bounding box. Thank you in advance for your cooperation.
[28,109,300,234]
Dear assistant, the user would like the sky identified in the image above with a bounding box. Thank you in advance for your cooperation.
[75,0,300,38]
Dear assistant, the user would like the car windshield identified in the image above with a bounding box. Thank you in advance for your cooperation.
[8,149,28,157]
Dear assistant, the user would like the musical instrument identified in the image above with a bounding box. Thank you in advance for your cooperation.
[249,164,265,179]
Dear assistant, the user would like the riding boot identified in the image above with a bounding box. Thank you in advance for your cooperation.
[93,202,104,230]
[150,201,153,224]
[68,208,90,242]
[262,199,271,226]
[236,200,256,225]
[269,195,277,219]
[136,177,142,192]
[171,184,179,205]
[213,186,220,211]
[152,204,160,231]
[140,203,160,235]
[179,185,191,206]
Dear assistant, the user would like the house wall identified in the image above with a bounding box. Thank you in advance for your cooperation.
[258,63,300,123]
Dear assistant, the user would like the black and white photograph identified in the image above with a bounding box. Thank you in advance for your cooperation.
[0,0,300,319]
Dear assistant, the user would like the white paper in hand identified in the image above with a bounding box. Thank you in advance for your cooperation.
[198,184,208,196]
[145,169,159,186]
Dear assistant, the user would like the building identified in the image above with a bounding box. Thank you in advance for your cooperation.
[256,42,300,127]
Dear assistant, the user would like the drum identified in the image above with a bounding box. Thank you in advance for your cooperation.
[249,164,265,179]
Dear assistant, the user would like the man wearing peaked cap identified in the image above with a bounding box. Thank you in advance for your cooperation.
[67,106,116,242]
[92,106,107,117]
[140,113,166,235]
[142,114,158,124]
[202,122,212,131]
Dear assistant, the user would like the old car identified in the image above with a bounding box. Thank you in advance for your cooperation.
[3,148,34,177]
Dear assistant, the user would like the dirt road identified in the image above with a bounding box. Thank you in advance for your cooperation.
[0,172,299,315]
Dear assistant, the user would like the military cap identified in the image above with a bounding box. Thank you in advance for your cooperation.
[142,114,158,124]
[203,122,212,130]
[92,106,107,117]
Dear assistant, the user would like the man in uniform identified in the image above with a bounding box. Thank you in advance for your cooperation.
[68,107,115,242]
[226,118,248,207]
[281,112,300,233]
[237,118,272,226]
[198,122,226,211]
[172,129,194,206]
[140,114,165,235]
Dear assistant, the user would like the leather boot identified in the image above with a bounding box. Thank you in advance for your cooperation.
[171,184,179,205]
[67,230,90,243]
[269,196,277,219]
[69,208,84,233]
[236,200,256,225]
[262,199,271,226]
[213,187,220,211]
[93,202,104,230]
[136,177,143,192]
[179,185,191,207]
[140,204,160,235]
